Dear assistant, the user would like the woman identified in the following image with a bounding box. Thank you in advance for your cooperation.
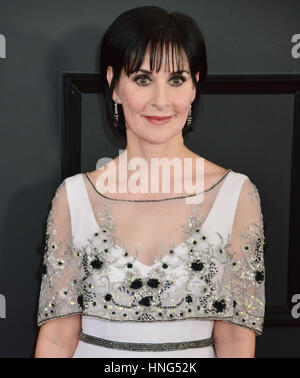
[35,6,265,358]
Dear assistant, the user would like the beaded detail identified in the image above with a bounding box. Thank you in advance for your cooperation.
[85,169,232,202]
[37,175,265,336]
[79,332,214,351]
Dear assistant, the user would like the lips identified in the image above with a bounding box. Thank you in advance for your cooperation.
[145,116,173,120]
[144,115,173,125]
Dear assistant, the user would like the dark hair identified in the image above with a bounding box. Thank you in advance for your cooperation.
[99,5,207,139]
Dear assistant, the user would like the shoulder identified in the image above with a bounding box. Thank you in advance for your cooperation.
[63,172,86,186]
[203,158,246,182]
[197,157,235,189]
[87,169,102,183]
[226,170,263,221]
[56,173,87,201]
[87,157,118,184]
[204,160,228,180]
[201,157,261,197]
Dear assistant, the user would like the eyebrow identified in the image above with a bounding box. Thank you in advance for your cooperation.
[136,69,190,75]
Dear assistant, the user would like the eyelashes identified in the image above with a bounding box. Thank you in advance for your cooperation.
[132,74,186,87]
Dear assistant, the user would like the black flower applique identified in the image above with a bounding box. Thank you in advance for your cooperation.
[191,259,204,271]
[255,270,264,283]
[213,299,226,313]
[139,296,153,307]
[147,278,160,288]
[185,295,193,303]
[104,293,112,301]
[90,257,104,270]
[130,278,143,289]
[77,294,84,310]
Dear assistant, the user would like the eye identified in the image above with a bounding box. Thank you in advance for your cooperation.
[132,74,186,87]
[170,75,186,86]
[133,75,151,86]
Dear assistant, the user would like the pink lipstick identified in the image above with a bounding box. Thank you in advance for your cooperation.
[144,115,173,125]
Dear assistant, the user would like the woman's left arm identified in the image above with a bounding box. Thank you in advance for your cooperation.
[213,176,266,357]
[213,320,256,358]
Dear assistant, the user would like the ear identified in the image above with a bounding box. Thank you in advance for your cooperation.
[106,66,120,103]
[191,72,200,102]
[106,65,114,86]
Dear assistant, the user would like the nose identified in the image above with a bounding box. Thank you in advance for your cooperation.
[151,80,170,109]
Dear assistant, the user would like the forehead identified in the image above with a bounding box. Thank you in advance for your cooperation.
[141,50,189,72]
[125,43,190,75]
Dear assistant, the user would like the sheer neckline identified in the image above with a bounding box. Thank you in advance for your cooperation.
[85,169,232,203]
[81,170,231,269]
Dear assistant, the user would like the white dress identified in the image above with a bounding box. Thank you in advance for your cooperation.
[37,169,265,358]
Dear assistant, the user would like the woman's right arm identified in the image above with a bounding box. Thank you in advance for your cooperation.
[35,314,81,358]
[36,179,83,357]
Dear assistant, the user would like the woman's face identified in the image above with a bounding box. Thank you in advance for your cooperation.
[107,49,199,144]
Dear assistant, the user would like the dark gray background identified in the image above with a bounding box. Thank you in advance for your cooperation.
[0,0,299,357]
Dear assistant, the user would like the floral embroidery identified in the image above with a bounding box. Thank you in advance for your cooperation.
[37,177,265,336]
[37,182,83,322]
[226,222,265,330]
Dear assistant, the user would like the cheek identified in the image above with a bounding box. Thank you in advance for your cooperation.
[172,93,192,115]
[168,84,194,114]
[121,86,147,114]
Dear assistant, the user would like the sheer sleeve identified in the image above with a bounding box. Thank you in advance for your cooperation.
[37,180,83,327]
[224,177,265,335]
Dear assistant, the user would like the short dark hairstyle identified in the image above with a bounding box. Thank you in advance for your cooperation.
[99,5,207,139]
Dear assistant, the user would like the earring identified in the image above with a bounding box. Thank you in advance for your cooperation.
[187,103,192,127]
[113,99,119,128]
